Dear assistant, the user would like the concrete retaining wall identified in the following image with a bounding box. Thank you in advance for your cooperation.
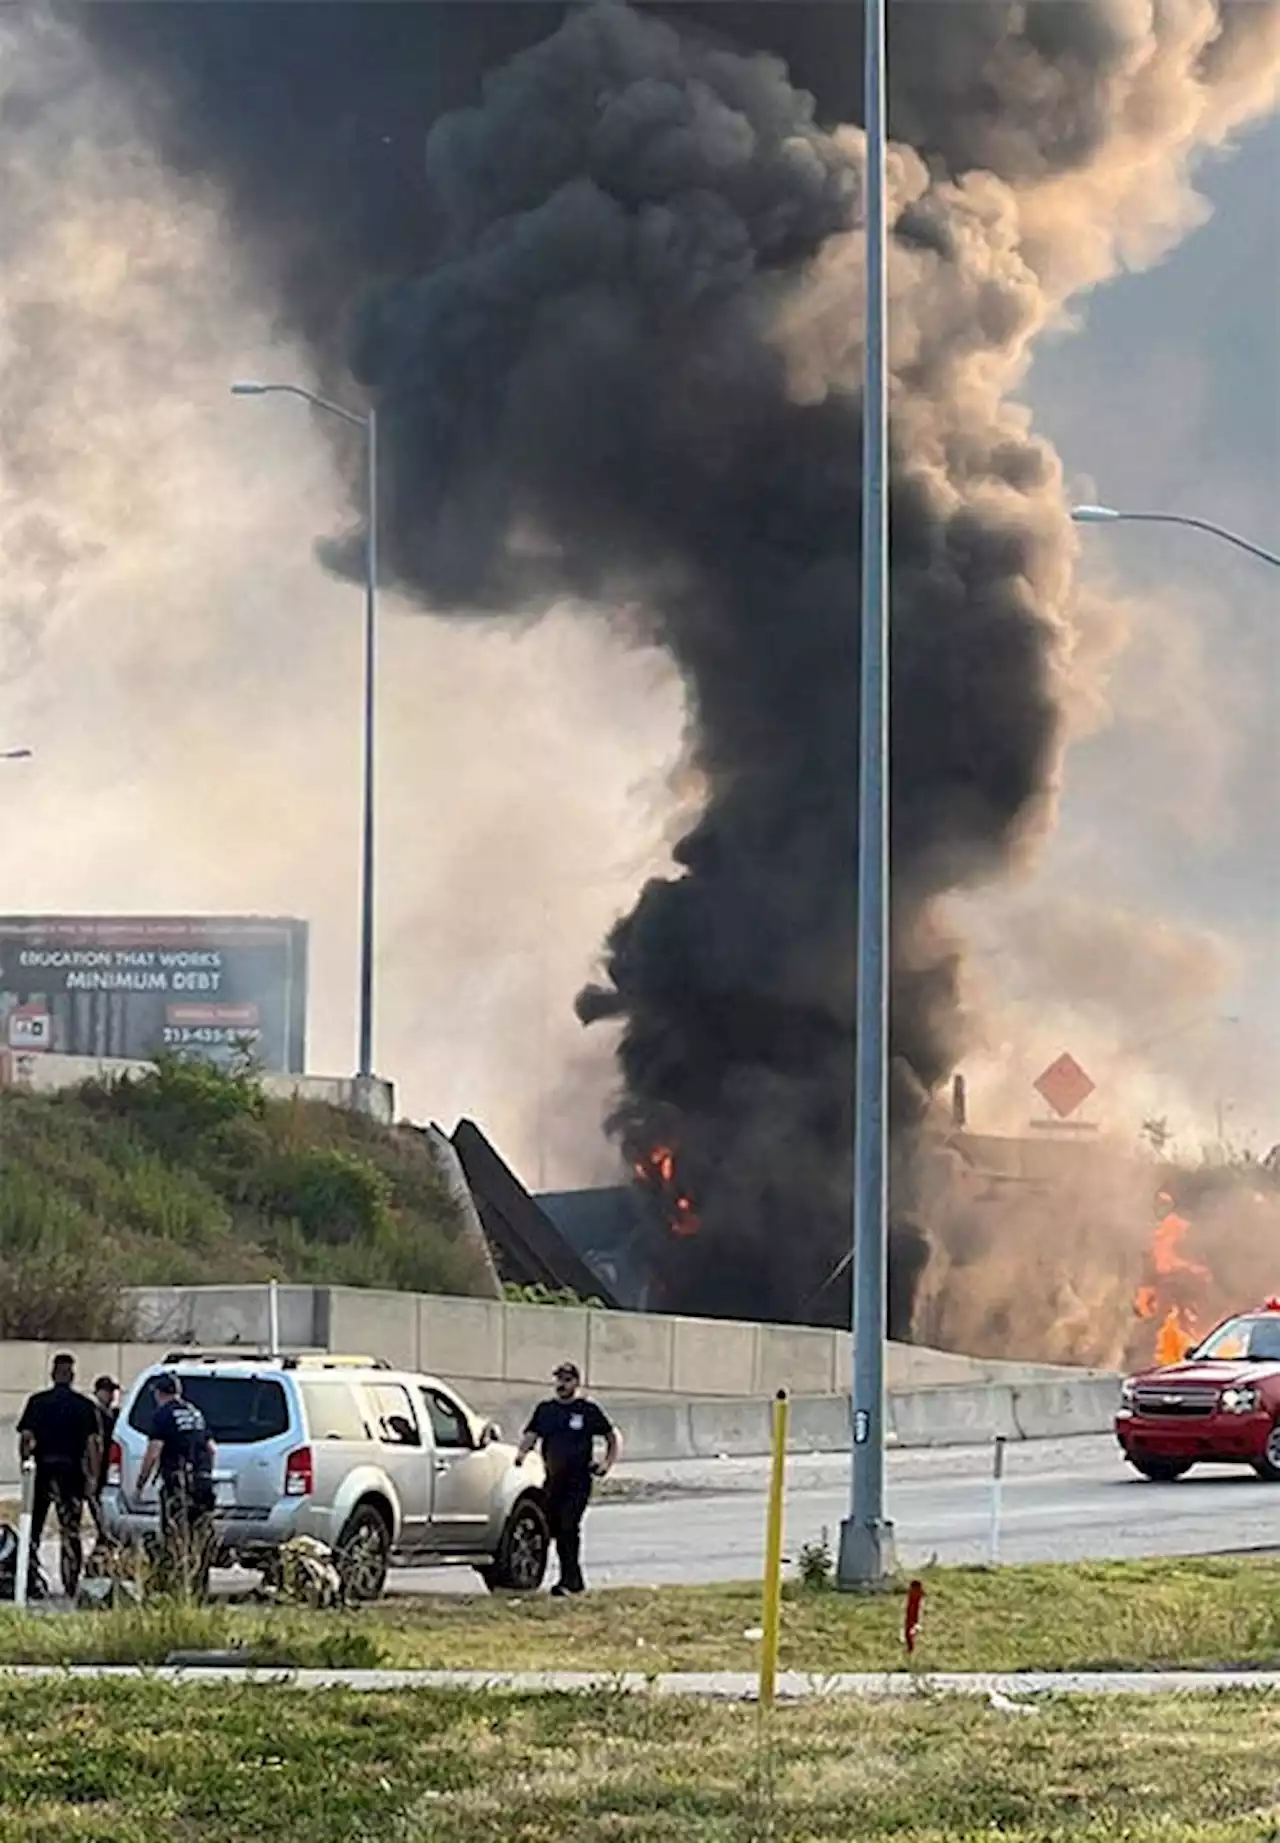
[0,1052,395,1124]
[434,1380,1122,1463]
[0,1327,1122,1488]
[124,1284,1111,1401]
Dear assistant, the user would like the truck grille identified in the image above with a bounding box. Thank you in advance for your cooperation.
[1132,1386,1217,1419]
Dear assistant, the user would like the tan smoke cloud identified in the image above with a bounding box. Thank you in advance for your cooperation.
[0,13,685,1182]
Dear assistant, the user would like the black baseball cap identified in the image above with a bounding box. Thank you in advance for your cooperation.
[553,1361,581,1382]
[152,1371,180,1396]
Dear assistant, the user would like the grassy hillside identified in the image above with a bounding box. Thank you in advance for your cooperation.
[0,1059,493,1339]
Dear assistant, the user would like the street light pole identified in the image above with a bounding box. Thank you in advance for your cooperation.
[231,380,379,1080]
[1071,504,1280,569]
[838,0,897,1591]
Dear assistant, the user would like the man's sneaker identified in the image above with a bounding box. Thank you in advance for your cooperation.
[549,1582,568,1599]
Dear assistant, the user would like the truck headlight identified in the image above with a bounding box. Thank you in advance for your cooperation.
[1220,1386,1260,1414]
[1120,1379,1137,1407]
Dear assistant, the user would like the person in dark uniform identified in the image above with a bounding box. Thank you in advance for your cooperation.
[515,1361,620,1597]
[17,1353,101,1598]
[135,1373,217,1596]
[88,1375,120,1543]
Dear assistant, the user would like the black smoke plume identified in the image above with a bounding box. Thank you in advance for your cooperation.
[68,1,1280,1329]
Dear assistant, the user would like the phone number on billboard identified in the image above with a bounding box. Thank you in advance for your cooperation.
[161,1026,262,1047]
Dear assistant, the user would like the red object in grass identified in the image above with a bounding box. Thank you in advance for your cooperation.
[904,1579,925,1654]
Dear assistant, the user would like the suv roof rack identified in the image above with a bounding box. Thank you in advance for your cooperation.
[161,1350,391,1371]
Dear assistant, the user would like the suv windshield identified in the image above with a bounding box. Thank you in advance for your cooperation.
[1192,1316,1280,1363]
[128,1375,290,1443]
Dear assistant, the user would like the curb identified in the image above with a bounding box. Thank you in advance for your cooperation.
[1,1664,1278,1698]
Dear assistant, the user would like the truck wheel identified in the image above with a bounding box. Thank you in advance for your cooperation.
[478,1497,549,1593]
[1251,1424,1280,1482]
[336,1503,391,1602]
[1130,1455,1192,1482]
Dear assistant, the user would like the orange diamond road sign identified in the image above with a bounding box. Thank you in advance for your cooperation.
[1034,1052,1095,1119]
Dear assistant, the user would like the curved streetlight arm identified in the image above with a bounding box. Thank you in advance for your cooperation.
[230,380,368,430]
[1071,504,1280,568]
[230,376,379,1080]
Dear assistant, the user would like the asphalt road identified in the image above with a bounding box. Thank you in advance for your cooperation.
[25,1433,1279,1597]
[390,1433,1280,1593]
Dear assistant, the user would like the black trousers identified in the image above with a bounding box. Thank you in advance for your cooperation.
[30,1466,86,1597]
[545,1474,592,1592]
[159,1474,217,1596]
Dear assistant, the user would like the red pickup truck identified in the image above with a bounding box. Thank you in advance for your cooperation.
[1116,1301,1280,1482]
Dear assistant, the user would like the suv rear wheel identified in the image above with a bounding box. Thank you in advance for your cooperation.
[336,1503,392,1602]
[1130,1454,1192,1482]
[1251,1423,1280,1482]
[478,1496,550,1593]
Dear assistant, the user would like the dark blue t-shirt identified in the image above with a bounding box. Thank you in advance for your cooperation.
[151,1399,213,1483]
[525,1397,612,1483]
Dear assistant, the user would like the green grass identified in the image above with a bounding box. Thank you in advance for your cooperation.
[0,1059,492,1336]
[0,1679,1276,1840]
[5,1556,1280,1675]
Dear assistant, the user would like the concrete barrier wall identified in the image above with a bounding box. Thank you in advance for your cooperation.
[1,1052,395,1123]
[0,1288,1122,1486]
[126,1284,1112,1401]
[0,1332,1122,1486]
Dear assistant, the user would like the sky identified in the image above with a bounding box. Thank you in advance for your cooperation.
[963,111,1279,1154]
[0,10,1275,1182]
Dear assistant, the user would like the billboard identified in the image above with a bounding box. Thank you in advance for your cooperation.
[0,915,308,1072]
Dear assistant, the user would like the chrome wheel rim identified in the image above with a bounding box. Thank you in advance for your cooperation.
[342,1522,386,1599]
[1267,1426,1280,1469]
[508,1511,544,1589]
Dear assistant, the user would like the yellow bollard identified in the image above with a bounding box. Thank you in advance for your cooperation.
[758,1389,790,1707]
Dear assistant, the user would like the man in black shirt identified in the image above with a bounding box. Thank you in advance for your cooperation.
[17,1353,101,1597]
[88,1375,120,1542]
[516,1361,620,1597]
[135,1373,217,1595]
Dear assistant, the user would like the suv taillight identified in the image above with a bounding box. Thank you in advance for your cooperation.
[106,1440,122,1488]
[284,1446,313,1497]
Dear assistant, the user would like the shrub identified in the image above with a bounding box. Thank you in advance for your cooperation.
[0,1074,493,1338]
[796,1529,835,1593]
[256,1147,392,1245]
[0,1248,136,1341]
[503,1282,606,1309]
[100,1053,265,1156]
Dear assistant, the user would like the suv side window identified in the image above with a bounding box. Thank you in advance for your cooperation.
[422,1389,472,1451]
[368,1383,421,1448]
[300,1382,370,1443]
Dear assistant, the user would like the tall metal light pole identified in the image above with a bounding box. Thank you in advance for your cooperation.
[838,0,897,1591]
[1071,504,1280,569]
[231,380,379,1080]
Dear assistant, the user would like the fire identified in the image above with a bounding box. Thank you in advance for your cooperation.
[1151,1209,1209,1282]
[633,1143,701,1237]
[1155,1305,1197,1367]
[1133,1195,1210,1365]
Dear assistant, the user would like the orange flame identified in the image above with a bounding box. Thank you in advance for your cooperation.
[1151,1211,1209,1281]
[633,1143,701,1237]
[1155,1305,1197,1367]
[1133,1201,1210,1362]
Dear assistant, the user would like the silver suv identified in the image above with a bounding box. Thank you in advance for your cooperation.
[103,1353,550,1598]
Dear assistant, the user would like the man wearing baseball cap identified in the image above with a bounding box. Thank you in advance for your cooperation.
[515,1360,619,1596]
